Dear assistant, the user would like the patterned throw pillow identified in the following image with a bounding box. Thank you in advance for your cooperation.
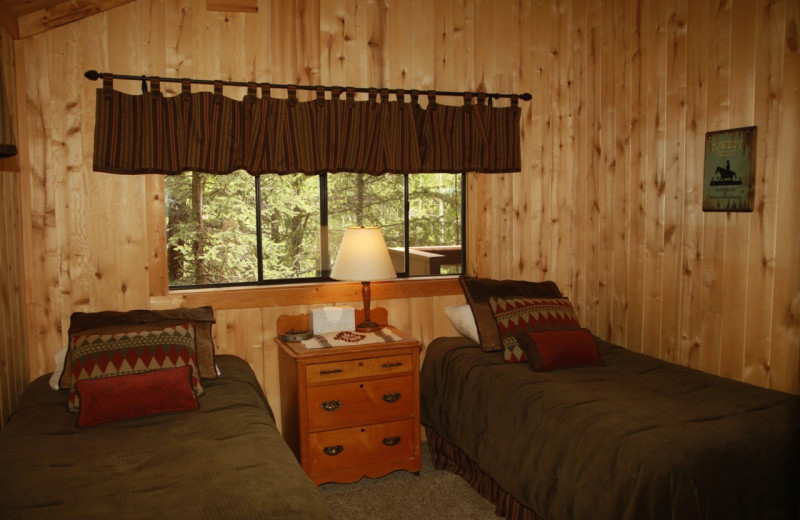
[60,306,217,390]
[67,323,204,411]
[489,297,581,362]
[459,276,563,352]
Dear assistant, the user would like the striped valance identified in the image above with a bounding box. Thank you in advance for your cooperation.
[93,76,521,175]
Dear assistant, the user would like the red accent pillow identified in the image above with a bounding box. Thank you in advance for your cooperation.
[516,329,600,371]
[76,366,198,428]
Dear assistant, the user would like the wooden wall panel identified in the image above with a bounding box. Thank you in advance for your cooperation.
[2,0,799,429]
[740,0,777,389]
[624,0,646,355]
[567,0,587,330]
[0,25,27,426]
[660,0,686,365]
[583,0,601,335]
[610,0,630,348]
[512,0,531,281]
[596,0,615,343]
[771,0,800,392]
[0,165,28,426]
[722,0,758,382]
[681,0,708,370]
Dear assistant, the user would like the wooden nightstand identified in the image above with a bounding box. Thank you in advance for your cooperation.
[276,320,422,486]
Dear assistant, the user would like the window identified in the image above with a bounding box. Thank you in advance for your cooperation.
[165,172,465,288]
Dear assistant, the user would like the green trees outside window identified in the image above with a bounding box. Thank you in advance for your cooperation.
[165,171,464,287]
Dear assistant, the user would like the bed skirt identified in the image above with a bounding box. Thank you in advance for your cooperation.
[425,426,540,520]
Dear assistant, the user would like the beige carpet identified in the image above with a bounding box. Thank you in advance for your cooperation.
[318,443,499,520]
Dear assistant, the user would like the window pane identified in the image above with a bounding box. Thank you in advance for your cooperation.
[408,174,463,275]
[165,171,464,288]
[259,174,321,280]
[166,171,258,286]
[327,173,405,273]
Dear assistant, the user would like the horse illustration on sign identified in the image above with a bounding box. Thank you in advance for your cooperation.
[710,160,741,186]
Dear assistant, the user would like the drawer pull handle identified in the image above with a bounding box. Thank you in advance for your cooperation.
[382,392,402,403]
[382,436,402,447]
[323,445,344,456]
[381,361,402,369]
[319,368,344,375]
[321,400,342,412]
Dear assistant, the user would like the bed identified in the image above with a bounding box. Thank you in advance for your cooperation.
[420,276,800,520]
[0,308,333,520]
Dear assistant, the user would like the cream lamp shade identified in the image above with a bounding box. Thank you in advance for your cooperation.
[330,226,397,282]
[331,226,396,331]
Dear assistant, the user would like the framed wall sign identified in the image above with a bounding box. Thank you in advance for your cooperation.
[703,126,756,212]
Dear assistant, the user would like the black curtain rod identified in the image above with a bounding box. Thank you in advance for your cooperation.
[84,69,532,102]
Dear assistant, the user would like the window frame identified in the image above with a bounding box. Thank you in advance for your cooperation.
[164,172,468,291]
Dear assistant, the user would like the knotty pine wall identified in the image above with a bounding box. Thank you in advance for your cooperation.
[0,24,28,428]
[1,0,798,427]
[0,165,27,429]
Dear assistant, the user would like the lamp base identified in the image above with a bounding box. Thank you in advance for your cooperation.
[356,281,383,332]
[355,320,383,333]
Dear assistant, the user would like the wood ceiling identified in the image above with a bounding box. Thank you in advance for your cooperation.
[0,0,257,40]
[0,0,134,39]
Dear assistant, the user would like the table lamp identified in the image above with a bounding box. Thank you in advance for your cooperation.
[330,226,397,332]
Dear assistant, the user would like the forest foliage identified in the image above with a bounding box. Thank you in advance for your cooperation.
[165,171,463,286]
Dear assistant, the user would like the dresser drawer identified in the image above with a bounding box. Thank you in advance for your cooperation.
[308,419,416,475]
[306,354,412,384]
[306,376,413,431]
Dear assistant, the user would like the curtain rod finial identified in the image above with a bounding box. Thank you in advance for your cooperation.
[84,70,100,81]
[521,93,532,101]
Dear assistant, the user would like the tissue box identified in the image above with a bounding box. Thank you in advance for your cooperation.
[310,307,356,335]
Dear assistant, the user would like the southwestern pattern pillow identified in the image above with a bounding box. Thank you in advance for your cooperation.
[516,329,601,371]
[489,296,581,362]
[67,323,204,411]
[59,306,217,390]
[76,365,198,428]
[459,276,563,352]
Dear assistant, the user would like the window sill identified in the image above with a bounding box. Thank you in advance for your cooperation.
[149,276,463,311]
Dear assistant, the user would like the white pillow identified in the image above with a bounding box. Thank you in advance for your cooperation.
[49,347,68,390]
[444,305,480,344]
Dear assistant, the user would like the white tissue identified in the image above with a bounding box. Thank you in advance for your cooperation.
[310,307,356,335]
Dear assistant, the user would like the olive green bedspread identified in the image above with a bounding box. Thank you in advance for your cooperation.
[0,355,332,520]
[420,336,800,520]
